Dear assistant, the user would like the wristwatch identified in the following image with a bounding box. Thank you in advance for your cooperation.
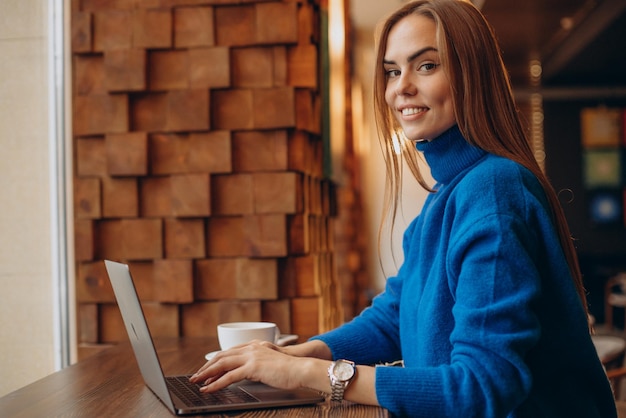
[327,359,356,401]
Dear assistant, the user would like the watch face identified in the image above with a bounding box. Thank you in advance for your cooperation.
[334,361,355,381]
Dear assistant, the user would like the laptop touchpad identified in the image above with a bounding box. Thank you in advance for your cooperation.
[240,382,313,402]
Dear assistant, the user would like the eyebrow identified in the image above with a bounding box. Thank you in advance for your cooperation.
[383,46,438,65]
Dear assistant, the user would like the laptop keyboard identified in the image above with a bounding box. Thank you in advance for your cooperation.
[166,376,259,407]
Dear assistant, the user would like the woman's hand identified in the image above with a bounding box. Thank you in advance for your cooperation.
[189,340,323,393]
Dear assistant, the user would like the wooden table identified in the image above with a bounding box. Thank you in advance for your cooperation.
[0,337,389,417]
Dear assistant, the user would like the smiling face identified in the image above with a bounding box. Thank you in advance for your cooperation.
[383,14,456,142]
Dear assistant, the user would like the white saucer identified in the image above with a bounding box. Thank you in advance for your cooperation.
[276,334,299,346]
[204,334,299,361]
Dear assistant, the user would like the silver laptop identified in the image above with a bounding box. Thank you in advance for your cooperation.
[104,260,325,415]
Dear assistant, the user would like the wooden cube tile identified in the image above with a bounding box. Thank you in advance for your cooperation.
[288,130,322,176]
[105,131,149,176]
[170,173,211,217]
[287,44,318,88]
[261,299,291,334]
[95,219,124,260]
[280,255,312,296]
[211,174,254,215]
[215,5,256,47]
[74,55,106,96]
[231,47,274,88]
[75,219,95,262]
[273,46,287,86]
[78,303,98,343]
[73,94,129,136]
[306,215,319,252]
[74,177,101,219]
[154,259,194,303]
[81,0,134,11]
[104,49,147,92]
[93,11,133,51]
[206,216,246,257]
[293,255,320,297]
[294,88,320,134]
[140,176,172,217]
[150,133,188,175]
[164,218,206,259]
[99,303,126,343]
[308,178,322,215]
[72,11,92,53]
[76,137,106,176]
[277,257,296,298]
[196,257,277,300]
[76,261,115,303]
[133,0,170,8]
[101,176,138,218]
[214,300,262,324]
[130,93,167,132]
[142,302,180,337]
[166,89,210,132]
[290,297,320,340]
[148,50,189,91]
[133,8,172,49]
[181,302,219,338]
[174,6,214,48]
[286,130,310,174]
[255,2,298,45]
[237,258,278,300]
[253,171,302,214]
[288,214,309,255]
[188,131,232,173]
[244,214,287,257]
[188,47,230,89]
[296,2,317,45]
[123,218,163,260]
[232,130,288,172]
[252,87,295,129]
[211,89,253,130]
[127,261,156,301]
[195,258,239,300]
[97,218,162,260]
[181,301,262,338]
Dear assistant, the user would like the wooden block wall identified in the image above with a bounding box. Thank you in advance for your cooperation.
[71,0,344,358]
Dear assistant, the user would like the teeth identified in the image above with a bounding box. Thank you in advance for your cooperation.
[401,107,426,116]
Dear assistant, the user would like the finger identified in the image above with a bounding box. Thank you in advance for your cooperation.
[199,368,247,393]
[192,350,247,384]
[190,348,236,382]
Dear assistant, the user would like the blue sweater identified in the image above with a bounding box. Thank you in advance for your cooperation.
[313,126,616,417]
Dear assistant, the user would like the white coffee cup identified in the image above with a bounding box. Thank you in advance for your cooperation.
[217,322,279,351]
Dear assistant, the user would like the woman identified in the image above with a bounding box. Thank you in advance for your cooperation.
[190,1,617,416]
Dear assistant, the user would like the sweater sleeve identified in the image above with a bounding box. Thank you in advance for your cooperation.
[310,218,422,365]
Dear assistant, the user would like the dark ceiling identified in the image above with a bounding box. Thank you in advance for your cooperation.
[480,0,626,89]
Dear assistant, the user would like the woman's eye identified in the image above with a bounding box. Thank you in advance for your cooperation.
[385,69,401,78]
[418,63,440,72]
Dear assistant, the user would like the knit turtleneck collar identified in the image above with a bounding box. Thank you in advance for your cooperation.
[414,125,486,184]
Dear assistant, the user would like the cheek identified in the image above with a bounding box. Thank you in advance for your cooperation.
[434,83,455,120]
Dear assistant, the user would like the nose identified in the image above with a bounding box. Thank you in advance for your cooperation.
[395,72,416,96]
